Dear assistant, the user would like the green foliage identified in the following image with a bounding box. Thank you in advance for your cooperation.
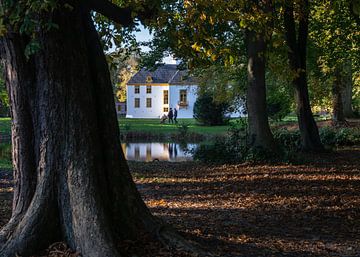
[123,123,132,132]
[273,128,302,151]
[0,143,12,169]
[266,81,292,121]
[193,119,290,163]
[193,93,230,126]
[274,126,360,149]
[0,66,9,117]
[319,126,360,146]
[106,49,139,102]
[307,0,360,111]
[194,123,360,164]
[176,122,190,138]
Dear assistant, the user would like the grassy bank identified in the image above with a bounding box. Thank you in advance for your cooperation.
[118,118,232,136]
[0,117,231,136]
[0,116,333,137]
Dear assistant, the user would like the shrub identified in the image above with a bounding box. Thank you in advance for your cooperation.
[273,128,301,150]
[193,93,230,126]
[193,124,360,164]
[319,127,360,146]
[193,119,291,163]
[177,122,190,138]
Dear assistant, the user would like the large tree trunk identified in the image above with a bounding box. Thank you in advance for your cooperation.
[283,0,323,151]
[0,5,197,257]
[342,61,354,118]
[245,30,275,150]
[332,67,346,123]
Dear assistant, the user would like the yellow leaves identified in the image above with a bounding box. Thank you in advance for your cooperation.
[184,0,192,8]
[200,13,207,21]
[209,16,215,25]
[191,42,202,52]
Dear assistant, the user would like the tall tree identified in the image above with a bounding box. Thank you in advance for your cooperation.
[283,0,324,151]
[245,0,276,149]
[309,0,360,121]
[0,1,198,256]
[145,0,277,150]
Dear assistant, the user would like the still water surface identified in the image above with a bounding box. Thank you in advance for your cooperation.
[121,142,197,162]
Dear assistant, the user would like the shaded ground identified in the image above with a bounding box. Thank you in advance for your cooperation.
[131,147,360,257]
[1,147,360,256]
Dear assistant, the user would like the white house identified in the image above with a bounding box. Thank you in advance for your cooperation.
[126,64,198,118]
[126,64,244,119]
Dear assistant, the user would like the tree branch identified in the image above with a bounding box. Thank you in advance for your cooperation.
[87,0,134,27]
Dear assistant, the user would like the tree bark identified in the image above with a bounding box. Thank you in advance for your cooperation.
[342,61,354,118]
[283,0,323,151]
[245,0,276,151]
[332,66,346,123]
[245,30,276,150]
[0,4,200,257]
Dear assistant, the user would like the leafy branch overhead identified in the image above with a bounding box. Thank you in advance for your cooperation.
[0,0,163,54]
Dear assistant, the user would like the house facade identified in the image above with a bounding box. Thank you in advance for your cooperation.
[126,64,198,119]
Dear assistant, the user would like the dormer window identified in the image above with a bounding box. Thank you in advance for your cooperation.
[146,75,153,83]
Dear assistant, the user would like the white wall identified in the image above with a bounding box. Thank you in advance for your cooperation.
[126,85,169,118]
[169,85,198,119]
[127,84,198,119]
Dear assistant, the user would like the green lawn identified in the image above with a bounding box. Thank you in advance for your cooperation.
[0,117,232,136]
[1,116,333,137]
[0,118,11,134]
[118,118,231,135]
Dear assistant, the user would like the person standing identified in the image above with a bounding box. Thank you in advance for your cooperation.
[168,108,174,124]
[173,108,178,124]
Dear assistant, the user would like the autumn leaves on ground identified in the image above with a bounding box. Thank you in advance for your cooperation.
[0,147,359,256]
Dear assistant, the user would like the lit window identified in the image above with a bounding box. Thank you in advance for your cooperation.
[163,90,168,104]
[146,85,152,94]
[146,75,153,83]
[146,98,152,108]
[134,98,140,108]
[134,86,140,94]
[163,107,169,112]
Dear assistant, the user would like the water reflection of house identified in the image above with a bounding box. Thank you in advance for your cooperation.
[122,142,194,162]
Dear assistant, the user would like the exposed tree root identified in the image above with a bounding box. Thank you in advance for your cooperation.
[157,225,213,257]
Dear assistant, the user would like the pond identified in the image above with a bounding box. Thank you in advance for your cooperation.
[121,142,198,162]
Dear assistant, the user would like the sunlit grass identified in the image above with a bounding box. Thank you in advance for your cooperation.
[0,118,11,134]
[118,118,232,135]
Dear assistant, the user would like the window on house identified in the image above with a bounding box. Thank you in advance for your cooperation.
[146,98,152,108]
[180,89,187,103]
[134,85,140,94]
[163,107,169,112]
[134,98,140,108]
[146,75,153,83]
[146,85,152,94]
[163,90,169,104]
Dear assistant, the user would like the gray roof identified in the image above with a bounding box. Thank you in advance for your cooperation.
[127,64,197,85]
[170,69,198,84]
